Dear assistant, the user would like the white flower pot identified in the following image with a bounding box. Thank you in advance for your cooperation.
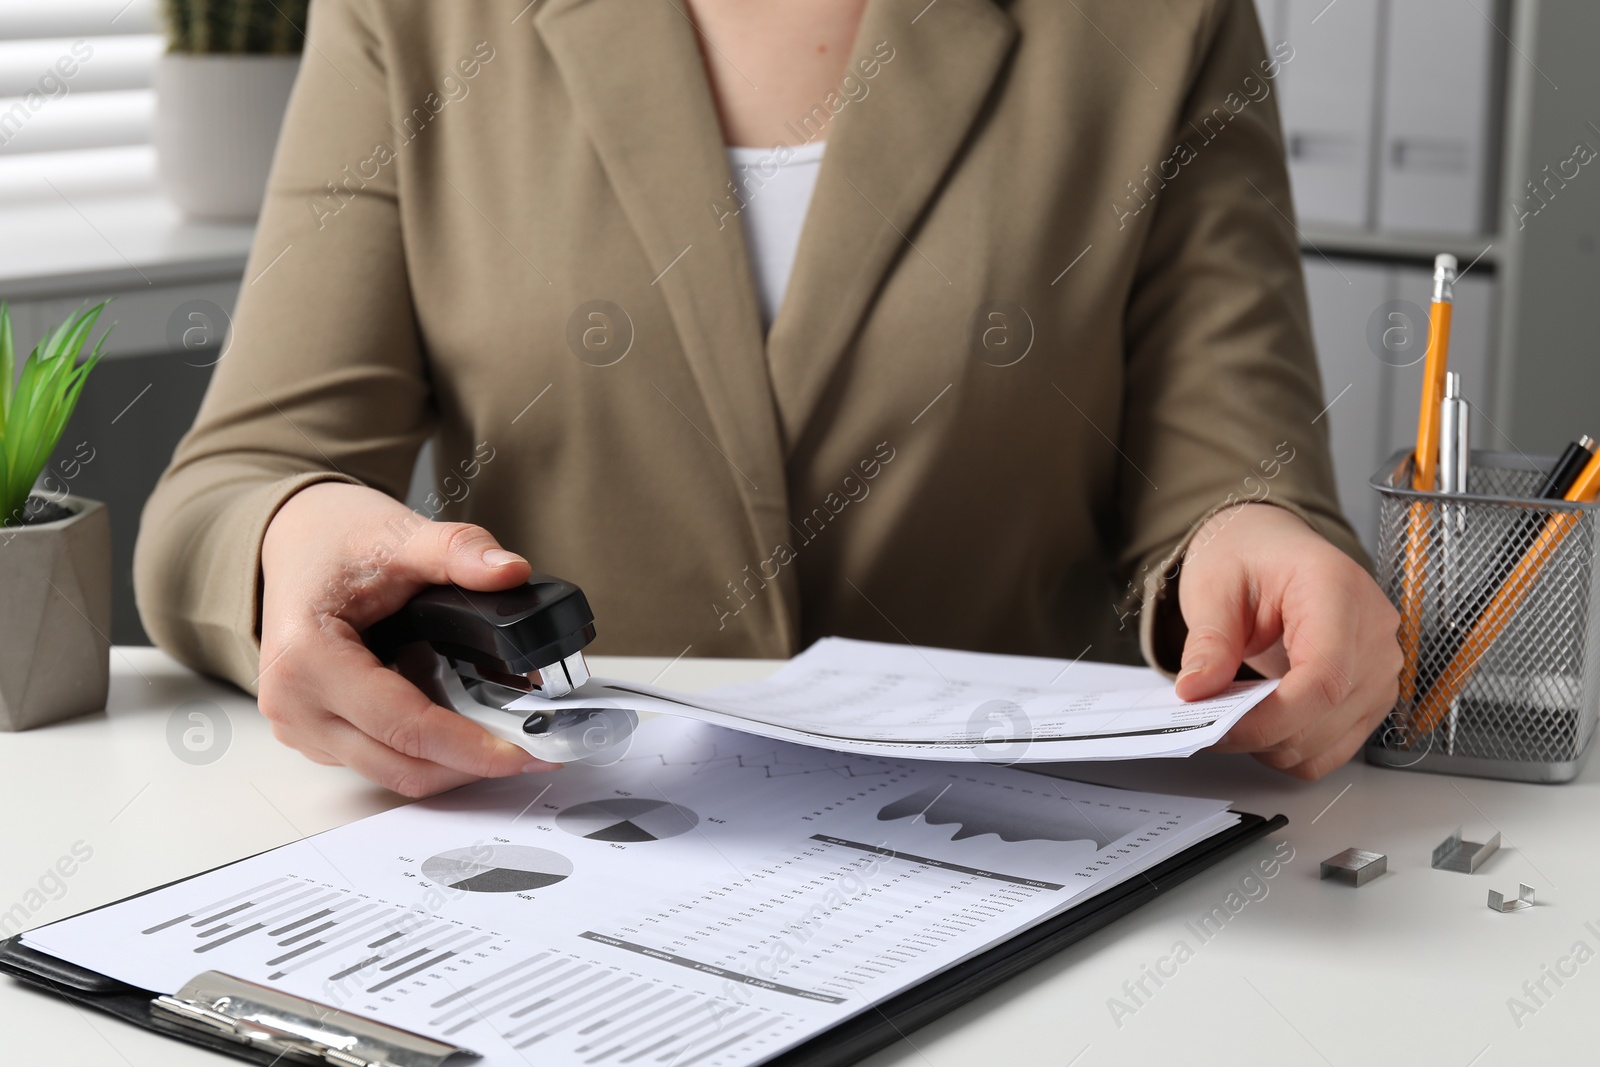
[0,497,111,731]
[155,53,301,220]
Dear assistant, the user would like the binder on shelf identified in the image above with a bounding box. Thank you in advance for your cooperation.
[1376,0,1506,235]
[1276,0,1383,228]
[0,814,1287,1067]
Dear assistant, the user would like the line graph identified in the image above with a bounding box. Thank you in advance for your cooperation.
[876,780,1168,848]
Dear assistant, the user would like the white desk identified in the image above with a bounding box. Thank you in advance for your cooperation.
[2,649,1595,1065]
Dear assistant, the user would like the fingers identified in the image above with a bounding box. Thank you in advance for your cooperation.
[316,717,490,798]
[260,633,559,798]
[269,703,487,798]
[1258,689,1394,781]
[267,698,485,795]
[287,737,342,766]
[1173,571,1254,702]
[1176,506,1403,780]
[390,518,532,592]
[266,668,556,798]
[317,634,546,775]
[264,484,531,628]
[1214,567,1362,755]
[1228,573,1399,776]
[258,482,559,796]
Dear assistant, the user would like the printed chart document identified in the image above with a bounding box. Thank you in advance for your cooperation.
[511,637,1277,761]
[25,716,1239,1067]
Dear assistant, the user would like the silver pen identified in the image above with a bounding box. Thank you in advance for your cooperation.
[1438,372,1469,501]
[1437,372,1470,753]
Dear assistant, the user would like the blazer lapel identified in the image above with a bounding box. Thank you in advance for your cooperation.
[535,0,799,639]
[765,0,1017,448]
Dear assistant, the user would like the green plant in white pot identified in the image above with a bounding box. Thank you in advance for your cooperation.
[0,303,112,731]
[155,0,311,220]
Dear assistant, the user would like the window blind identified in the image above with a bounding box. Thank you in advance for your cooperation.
[0,0,161,203]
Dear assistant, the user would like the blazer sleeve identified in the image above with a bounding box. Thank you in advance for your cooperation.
[1113,0,1370,673]
[133,0,432,692]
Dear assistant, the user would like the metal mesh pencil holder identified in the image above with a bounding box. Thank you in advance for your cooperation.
[1366,449,1600,782]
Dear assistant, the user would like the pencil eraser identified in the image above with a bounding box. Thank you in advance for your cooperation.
[1434,253,1458,276]
[1321,848,1387,887]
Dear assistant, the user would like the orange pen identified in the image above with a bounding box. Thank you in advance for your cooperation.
[1409,446,1600,739]
[1397,254,1457,707]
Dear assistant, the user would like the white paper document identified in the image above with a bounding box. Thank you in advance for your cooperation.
[25,716,1239,1067]
[511,637,1277,762]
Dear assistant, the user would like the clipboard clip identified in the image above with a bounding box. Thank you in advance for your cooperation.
[361,575,636,764]
[151,970,474,1066]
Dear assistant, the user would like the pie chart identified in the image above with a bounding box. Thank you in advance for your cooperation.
[556,798,699,843]
[420,845,573,893]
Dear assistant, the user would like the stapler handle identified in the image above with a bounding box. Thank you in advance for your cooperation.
[363,575,596,690]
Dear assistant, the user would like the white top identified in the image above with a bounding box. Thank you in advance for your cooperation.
[725,139,826,329]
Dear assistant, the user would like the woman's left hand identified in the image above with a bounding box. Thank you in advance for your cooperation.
[1172,503,1402,780]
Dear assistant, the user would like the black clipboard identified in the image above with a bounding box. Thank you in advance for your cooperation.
[0,810,1285,1066]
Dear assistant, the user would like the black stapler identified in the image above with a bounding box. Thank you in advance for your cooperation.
[363,575,635,764]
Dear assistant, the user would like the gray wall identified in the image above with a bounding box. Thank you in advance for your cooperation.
[46,350,216,645]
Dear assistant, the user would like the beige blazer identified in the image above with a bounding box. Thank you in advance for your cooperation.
[134,0,1363,692]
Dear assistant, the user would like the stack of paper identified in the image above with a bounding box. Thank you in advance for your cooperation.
[511,637,1277,762]
[23,715,1243,1067]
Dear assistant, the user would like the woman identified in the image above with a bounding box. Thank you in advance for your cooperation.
[134,0,1401,797]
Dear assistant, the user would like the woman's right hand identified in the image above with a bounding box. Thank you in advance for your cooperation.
[259,482,555,796]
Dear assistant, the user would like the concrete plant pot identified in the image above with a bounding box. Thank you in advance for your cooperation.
[0,497,111,730]
[155,53,301,220]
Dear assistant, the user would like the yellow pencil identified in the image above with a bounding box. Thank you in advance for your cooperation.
[1397,254,1457,709]
[1409,447,1600,739]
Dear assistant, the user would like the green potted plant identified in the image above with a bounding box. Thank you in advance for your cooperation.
[155,1,311,219]
[0,303,112,731]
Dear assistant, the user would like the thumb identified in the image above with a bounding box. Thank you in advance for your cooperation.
[1173,583,1253,701]
[394,520,532,591]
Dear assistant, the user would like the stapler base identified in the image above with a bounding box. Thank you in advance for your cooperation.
[428,654,635,765]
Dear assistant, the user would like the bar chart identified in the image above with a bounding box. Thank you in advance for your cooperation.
[131,872,809,1064]
[140,874,499,989]
[422,947,802,1061]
